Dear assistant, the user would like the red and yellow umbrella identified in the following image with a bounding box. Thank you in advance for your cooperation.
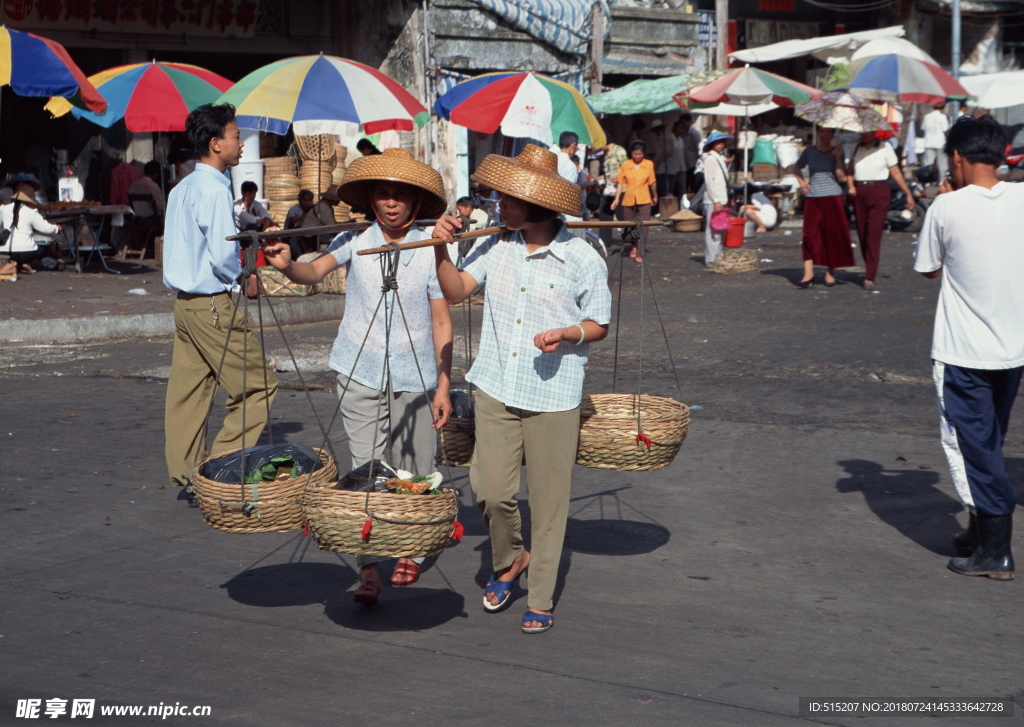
[46,61,232,132]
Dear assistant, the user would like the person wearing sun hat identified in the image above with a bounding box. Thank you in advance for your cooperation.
[698,129,734,265]
[263,147,453,606]
[432,144,612,634]
[0,173,63,277]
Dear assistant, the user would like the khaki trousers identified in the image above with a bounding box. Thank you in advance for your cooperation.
[164,292,279,487]
[470,388,580,612]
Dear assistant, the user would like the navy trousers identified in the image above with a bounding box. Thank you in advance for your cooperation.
[934,361,1022,517]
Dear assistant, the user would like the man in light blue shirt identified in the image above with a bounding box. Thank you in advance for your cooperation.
[163,103,278,498]
[433,145,611,634]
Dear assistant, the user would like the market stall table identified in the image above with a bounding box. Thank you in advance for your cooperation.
[42,204,130,273]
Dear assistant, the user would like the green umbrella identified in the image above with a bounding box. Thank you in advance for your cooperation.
[587,71,726,115]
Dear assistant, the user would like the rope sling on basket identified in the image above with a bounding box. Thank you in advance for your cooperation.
[297,237,462,557]
[189,241,341,534]
[437,218,690,472]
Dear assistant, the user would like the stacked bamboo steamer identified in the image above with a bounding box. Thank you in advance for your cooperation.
[263,155,300,226]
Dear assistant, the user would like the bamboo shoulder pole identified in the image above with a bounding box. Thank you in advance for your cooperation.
[225,219,439,243]
[355,220,663,257]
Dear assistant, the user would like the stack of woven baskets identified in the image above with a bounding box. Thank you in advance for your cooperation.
[263,156,300,226]
[296,134,336,196]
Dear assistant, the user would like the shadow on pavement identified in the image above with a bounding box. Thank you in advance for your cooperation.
[324,588,468,631]
[835,459,962,556]
[221,562,357,607]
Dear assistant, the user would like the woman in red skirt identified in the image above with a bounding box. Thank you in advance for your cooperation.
[846,132,915,291]
[787,127,854,288]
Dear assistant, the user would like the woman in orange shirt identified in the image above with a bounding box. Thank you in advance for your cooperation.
[610,141,657,262]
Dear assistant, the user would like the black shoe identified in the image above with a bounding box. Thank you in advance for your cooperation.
[947,514,1014,580]
[797,279,813,289]
[824,278,837,287]
[953,513,978,556]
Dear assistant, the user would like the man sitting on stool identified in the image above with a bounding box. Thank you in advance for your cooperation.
[233,180,273,232]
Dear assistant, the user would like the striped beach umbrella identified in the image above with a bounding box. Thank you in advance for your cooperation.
[685,65,821,108]
[45,61,232,132]
[0,26,105,113]
[434,72,606,148]
[217,54,430,136]
[847,54,970,106]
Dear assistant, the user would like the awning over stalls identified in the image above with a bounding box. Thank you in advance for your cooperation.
[730,26,905,65]
[468,0,609,55]
[961,71,1024,109]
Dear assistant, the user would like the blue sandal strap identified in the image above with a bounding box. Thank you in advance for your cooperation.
[485,577,516,601]
[522,610,554,626]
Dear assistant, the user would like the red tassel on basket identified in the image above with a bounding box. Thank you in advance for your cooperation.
[302,523,309,537]
[451,521,464,541]
[636,433,652,449]
[361,519,372,540]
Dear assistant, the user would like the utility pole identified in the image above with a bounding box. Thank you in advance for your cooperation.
[951,0,962,78]
[715,0,728,70]
[590,2,604,97]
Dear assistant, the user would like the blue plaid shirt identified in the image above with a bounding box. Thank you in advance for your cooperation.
[461,223,611,412]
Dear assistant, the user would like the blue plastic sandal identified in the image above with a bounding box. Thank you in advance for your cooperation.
[522,610,554,634]
[482,571,521,613]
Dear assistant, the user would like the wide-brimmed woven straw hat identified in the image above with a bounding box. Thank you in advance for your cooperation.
[337,148,447,218]
[471,144,582,218]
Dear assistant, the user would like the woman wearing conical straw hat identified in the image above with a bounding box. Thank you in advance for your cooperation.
[264,148,454,606]
[433,145,612,633]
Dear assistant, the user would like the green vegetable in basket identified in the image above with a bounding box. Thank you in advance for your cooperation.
[244,455,298,484]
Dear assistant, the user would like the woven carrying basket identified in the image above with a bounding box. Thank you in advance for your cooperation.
[576,394,690,471]
[193,447,338,533]
[438,394,689,471]
[437,418,475,467]
[707,248,758,274]
[301,485,459,557]
[295,134,336,161]
[319,265,347,295]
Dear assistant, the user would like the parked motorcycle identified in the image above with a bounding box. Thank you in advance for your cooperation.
[886,177,930,233]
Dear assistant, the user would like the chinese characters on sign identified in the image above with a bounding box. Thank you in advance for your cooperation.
[1,0,258,36]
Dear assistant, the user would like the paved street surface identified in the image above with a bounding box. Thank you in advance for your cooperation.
[2,226,1022,726]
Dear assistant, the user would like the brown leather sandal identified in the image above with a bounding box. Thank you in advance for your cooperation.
[353,580,383,606]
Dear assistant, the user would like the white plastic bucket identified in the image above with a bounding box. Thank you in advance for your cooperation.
[231,159,264,201]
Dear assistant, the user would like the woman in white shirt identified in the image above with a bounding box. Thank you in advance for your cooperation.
[846,132,915,290]
[0,176,61,275]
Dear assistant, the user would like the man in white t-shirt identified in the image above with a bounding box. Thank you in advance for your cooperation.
[552,131,582,226]
[743,191,777,232]
[913,115,1022,582]
[922,105,950,178]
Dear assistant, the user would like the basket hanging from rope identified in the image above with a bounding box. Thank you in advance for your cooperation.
[301,484,459,558]
[192,447,338,534]
[437,393,689,472]
[576,394,689,471]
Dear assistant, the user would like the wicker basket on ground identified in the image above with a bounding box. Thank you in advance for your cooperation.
[268,202,292,225]
[301,484,459,558]
[707,248,758,274]
[264,156,298,175]
[192,447,337,533]
[670,208,702,233]
[576,394,690,471]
